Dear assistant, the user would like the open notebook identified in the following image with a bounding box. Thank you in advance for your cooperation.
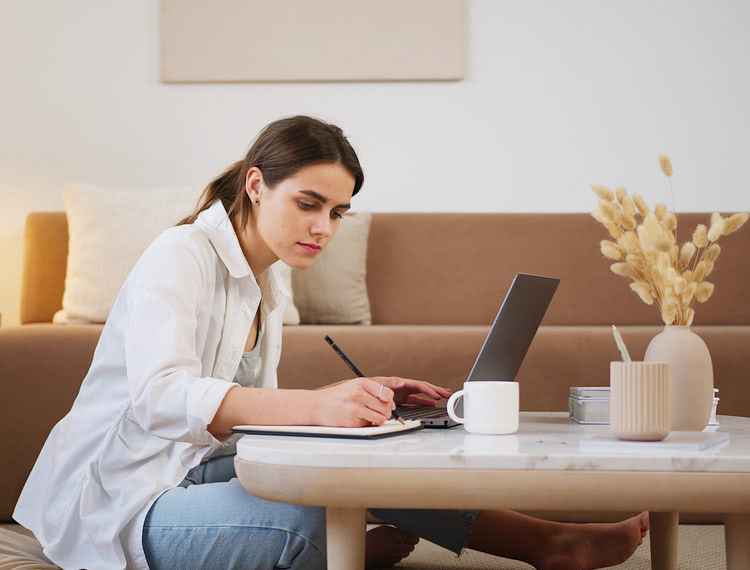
[232,419,422,440]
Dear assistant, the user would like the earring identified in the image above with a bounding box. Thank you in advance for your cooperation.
[254,199,259,204]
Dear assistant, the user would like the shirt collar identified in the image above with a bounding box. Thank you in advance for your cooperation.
[194,201,252,279]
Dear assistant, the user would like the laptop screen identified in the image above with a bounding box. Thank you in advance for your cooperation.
[466,273,559,382]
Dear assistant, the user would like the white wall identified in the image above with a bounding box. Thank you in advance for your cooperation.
[1,0,748,326]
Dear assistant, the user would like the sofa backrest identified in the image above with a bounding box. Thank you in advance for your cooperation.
[365,212,750,326]
[22,211,750,326]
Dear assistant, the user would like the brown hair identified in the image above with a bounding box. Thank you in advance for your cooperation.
[179,115,364,226]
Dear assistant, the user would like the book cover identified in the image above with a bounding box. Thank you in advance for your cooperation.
[569,396,610,424]
[570,386,611,398]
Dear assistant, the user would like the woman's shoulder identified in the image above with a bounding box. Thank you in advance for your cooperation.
[136,224,221,276]
[151,222,216,251]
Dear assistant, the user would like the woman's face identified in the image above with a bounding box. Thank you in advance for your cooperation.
[249,162,355,271]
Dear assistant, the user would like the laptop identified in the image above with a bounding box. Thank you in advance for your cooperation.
[396,273,560,427]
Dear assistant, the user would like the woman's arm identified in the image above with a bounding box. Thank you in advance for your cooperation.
[208,376,454,435]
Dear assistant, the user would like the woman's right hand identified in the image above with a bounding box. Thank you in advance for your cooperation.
[310,377,399,427]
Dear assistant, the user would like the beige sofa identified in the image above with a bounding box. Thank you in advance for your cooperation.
[2,210,750,530]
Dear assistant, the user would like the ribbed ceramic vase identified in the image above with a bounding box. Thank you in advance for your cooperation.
[644,325,714,431]
[610,362,670,441]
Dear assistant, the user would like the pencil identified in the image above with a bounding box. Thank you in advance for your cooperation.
[324,335,405,424]
[611,325,632,363]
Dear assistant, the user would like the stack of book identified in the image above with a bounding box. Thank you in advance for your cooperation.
[568,387,720,426]
[569,387,611,425]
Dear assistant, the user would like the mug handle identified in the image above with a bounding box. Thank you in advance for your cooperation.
[446,390,466,424]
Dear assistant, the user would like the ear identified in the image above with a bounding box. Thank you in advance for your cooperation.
[245,167,264,203]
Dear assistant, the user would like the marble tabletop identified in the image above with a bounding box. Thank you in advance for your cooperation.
[236,412,750,473]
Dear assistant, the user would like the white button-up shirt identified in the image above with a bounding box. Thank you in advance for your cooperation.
[14,201,287,569]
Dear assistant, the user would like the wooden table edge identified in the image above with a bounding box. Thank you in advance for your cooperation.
[235,458,750,513]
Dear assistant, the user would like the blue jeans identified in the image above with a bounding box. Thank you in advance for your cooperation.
[142,455,479,569]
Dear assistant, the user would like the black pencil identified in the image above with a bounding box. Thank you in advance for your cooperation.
[324,335,405,424]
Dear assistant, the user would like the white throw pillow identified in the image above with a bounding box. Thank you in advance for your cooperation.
[55,184,204,324]
[56,184,303,325]
[291,212,372,325]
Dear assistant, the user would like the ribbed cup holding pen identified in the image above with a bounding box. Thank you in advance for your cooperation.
[610,362,670,441]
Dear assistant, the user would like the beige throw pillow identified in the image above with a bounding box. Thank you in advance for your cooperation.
[291,212,372,325]
[55,184,203,324]
[56,184,303,325]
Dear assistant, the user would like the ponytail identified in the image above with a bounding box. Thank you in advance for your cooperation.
[178,115,364,228]
[177,161,245,226]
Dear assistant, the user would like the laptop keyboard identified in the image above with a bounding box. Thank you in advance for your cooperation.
[397,406,450,420]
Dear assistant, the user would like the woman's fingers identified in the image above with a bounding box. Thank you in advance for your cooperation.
[371,376,453,403]
[361,378,393,407]
[322,377,453,426]
[370,379,391,402]
[402,394,439,406]
[356,379,395,424]
[315,378,395,426]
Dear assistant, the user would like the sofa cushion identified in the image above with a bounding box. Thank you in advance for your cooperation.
[0,324,104,521]
[291,212,372,325]
[0,526,58,569]
[55,184,203,324]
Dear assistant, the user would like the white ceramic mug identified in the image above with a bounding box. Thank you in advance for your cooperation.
[447,381,519,435]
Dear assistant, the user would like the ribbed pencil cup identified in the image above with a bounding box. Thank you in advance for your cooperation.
[610,361,670,441]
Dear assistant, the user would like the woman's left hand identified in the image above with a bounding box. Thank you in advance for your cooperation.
[373,377,452,407]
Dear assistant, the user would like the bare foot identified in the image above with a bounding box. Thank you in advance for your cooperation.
[536,512,649,570]
[365,525,419,568]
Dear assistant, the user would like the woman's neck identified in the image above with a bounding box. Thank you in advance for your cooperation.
[232,216,277,277]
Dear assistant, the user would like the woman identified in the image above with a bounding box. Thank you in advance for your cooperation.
[15,116,648,569]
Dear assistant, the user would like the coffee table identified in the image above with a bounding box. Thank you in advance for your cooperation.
[235,412,750,569]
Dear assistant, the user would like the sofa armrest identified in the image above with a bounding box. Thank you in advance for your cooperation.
[0,324,101,521]
[21,213,68,324]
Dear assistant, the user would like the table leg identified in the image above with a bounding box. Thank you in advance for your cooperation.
[649,511,678,570]
[326,507,366,570]
[724,513,750,569]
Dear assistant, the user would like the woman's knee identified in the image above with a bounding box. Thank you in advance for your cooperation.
[270,506,328,569]
[143,501,328,569]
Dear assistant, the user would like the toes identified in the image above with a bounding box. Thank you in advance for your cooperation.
[365,525,419,568]
[397,542,417,555]
[639,511,650,532]
[391,528,419,544]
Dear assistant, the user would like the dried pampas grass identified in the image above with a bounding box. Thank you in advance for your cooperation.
[658,155,673,177]
[591,155,748,325]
